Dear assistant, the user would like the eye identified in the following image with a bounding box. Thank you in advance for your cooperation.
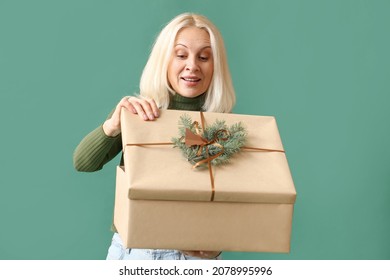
[176,53,187,59]
[199,56,209,62]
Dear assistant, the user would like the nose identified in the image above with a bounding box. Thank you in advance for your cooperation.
[185,56,199,72]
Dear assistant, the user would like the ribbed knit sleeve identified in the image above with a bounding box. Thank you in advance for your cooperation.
[73,94,204,173]
[73,125,122,172]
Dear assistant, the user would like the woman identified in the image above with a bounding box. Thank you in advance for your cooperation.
[74,13,235,260]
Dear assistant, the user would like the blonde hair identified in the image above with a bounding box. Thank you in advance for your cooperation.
[139,13,235,113]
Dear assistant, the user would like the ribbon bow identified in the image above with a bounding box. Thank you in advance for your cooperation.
[184,120,229,169]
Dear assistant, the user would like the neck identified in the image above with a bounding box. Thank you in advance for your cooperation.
[168,93,205,111]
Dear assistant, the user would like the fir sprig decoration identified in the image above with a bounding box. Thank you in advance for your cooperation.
[172,114,247,167]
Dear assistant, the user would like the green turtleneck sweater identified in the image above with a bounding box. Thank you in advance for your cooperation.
[73,93,205,172]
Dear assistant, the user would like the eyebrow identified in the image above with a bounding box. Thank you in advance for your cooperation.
[175,43,212,50]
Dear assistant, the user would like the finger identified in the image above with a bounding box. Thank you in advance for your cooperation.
[198,251,210,258]
[141,96,159,118]
[102,97,129,137]
[110,96,136,127]
[180,250,196,257]
[138,99,156,120]
[125,97,149,120]
[127,97,156,120]
[121,96,137,114]
[181,250,211,259]
[110,98,129,127]
[191,251,221,259]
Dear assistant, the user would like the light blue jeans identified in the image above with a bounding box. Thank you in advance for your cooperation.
[106,233,220,260]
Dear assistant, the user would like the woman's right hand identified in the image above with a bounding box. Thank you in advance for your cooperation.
[102,96,160,137]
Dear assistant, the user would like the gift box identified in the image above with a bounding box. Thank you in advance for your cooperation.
[113,108,296,253]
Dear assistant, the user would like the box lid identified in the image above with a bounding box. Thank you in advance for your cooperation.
[120,108,296,204]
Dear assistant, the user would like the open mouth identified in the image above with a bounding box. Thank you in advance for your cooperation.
[181,77,201,82]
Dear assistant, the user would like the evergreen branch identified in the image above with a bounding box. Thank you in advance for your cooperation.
[172,115,248,167]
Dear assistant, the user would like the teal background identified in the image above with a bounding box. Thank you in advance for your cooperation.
[1,0,389,260]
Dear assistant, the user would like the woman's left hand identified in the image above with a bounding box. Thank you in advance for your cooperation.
[181,250,221,259]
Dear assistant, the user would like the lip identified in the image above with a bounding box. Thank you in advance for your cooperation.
[180,76,201,87]
[181,76,201,82]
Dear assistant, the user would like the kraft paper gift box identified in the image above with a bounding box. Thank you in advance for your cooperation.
[114,108,296,253]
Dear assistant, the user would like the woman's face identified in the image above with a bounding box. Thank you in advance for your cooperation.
[167,27,214,98]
